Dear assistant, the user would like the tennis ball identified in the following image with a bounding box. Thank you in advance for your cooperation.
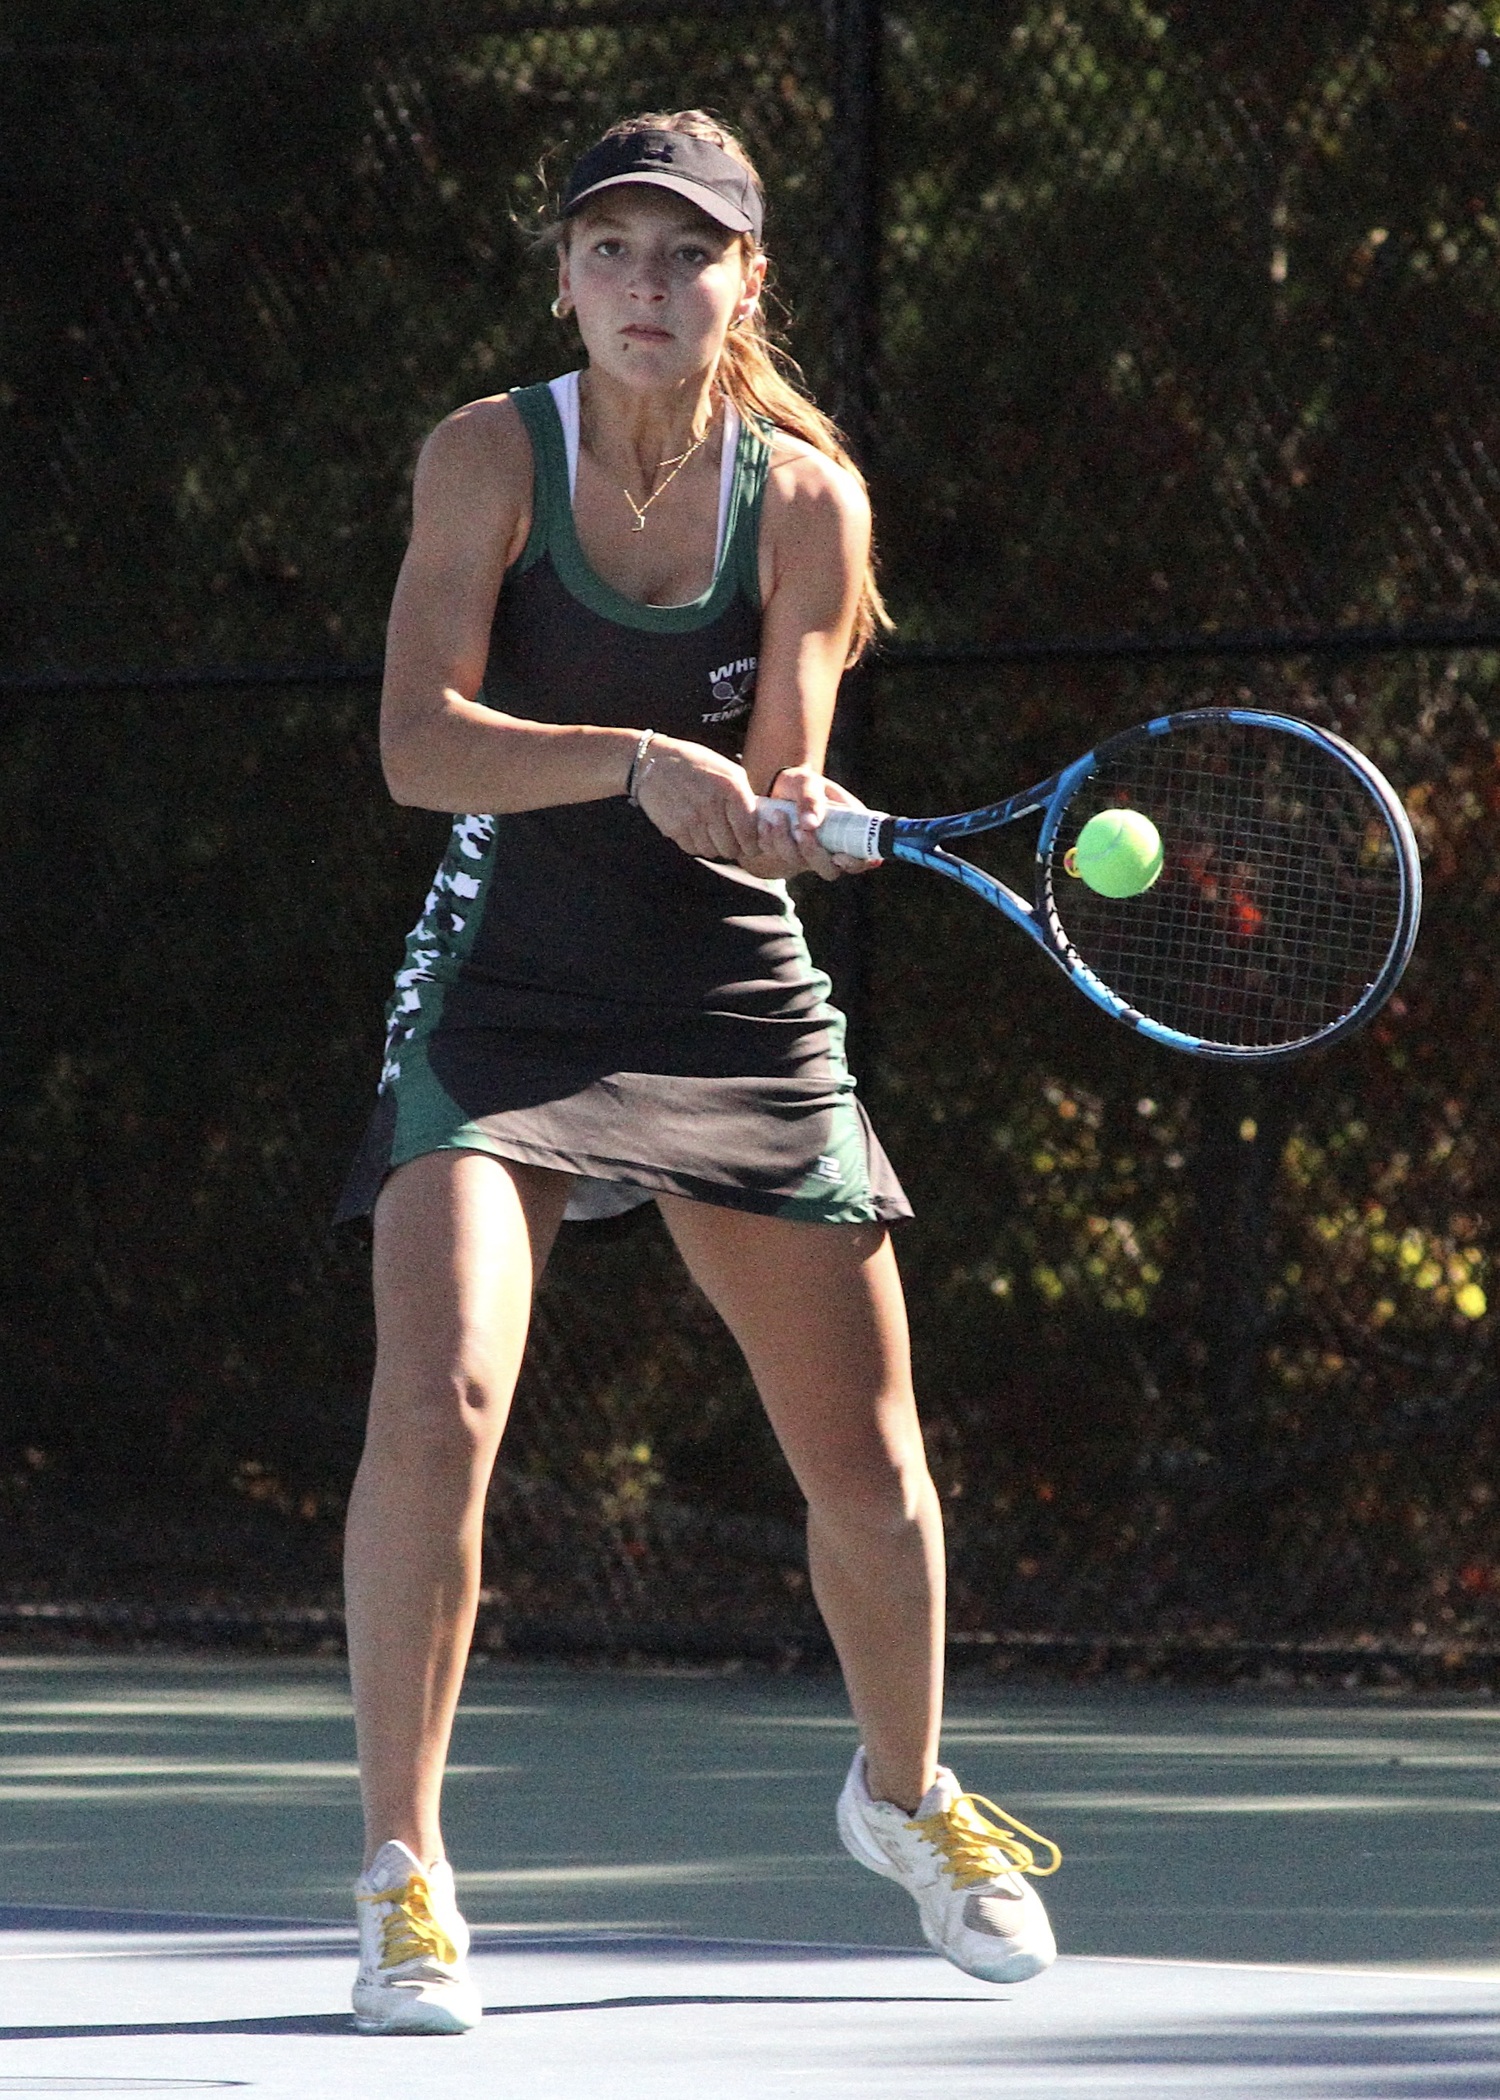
[1064,808,1163,898]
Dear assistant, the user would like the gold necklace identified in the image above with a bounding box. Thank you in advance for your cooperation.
[621,420,713,531]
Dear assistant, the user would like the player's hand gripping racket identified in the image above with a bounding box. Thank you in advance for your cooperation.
[760,709,1421,1061]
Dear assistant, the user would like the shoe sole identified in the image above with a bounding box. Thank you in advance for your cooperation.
[938,1938,1054,1985]
[352,2007,479,2035]
[352,1987,481,2036]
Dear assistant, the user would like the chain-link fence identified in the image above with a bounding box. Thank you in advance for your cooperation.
[5,1,1500,1668]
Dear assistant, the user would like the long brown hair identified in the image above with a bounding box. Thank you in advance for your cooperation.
[543,109,892,661]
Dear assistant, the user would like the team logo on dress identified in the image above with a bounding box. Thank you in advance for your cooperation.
[703,654,757,724]
[814,1155,843,1182]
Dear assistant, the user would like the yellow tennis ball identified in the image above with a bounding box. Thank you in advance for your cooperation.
[1064,808,1163,897]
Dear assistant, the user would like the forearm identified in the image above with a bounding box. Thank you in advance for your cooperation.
[740,638,843,796]
[381,690,640,813]
[742,715,834,799]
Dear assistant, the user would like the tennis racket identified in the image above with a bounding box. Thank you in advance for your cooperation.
[761,708,1422,1062]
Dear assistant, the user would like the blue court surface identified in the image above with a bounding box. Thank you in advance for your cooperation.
[2,1652,1499,2095]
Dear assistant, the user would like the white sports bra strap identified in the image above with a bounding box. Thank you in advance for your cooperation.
[549,370,739,572]
[551,369,582,495]
[713,402,741,567]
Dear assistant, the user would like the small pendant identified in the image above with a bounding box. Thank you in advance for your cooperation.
[630,513,647,532]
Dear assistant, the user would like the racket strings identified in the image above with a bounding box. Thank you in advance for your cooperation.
[1045,724,1408,1051]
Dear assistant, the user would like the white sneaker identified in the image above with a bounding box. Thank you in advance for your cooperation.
[352,1839,481,2035]
[837,1747,1060,1984]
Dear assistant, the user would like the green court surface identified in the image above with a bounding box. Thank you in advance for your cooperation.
[2,1650,1500,1967]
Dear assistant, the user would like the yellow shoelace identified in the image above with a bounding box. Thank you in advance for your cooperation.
[356,1871,459,1967]
[908,1792,1063,1886]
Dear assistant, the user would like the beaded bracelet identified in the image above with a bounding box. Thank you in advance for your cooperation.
[626,728,656,806]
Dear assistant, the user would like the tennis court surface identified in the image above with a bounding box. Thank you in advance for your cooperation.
[3,1652,1498,2095]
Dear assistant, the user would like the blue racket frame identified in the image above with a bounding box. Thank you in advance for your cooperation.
[873,708,1423,1062]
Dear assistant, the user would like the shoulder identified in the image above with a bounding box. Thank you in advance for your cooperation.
[414,392,532,501]
[759,427,871,568]
[763,427,868,515]
[405,393,536,565]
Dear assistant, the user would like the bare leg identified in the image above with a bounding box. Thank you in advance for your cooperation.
[344,1149,571,1869]
[657,1201,943,1813]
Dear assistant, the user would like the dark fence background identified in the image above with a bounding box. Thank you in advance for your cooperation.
[4,0,1500,1666]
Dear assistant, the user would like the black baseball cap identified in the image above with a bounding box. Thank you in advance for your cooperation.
[561,130,764,245]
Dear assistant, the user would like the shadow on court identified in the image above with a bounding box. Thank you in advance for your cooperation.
[0,1927,1497,2097]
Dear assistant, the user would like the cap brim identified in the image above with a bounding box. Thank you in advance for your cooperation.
[562,171,758,237]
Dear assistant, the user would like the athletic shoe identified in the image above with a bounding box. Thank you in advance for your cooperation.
[352,1838,481,2034]
[836,1747,1060,1984]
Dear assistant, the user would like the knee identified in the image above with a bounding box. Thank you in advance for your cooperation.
[364,1359,511,1476]
[803,1437,936,1540]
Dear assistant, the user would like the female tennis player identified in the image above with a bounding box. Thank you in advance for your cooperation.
[335,110,1059,2034]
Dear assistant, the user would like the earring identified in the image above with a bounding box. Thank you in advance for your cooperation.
[550,295,571,320]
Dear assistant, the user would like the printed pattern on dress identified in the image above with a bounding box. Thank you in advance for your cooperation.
[379,813,496,1089]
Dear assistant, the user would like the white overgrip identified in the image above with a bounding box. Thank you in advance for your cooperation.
[755,797,888,862]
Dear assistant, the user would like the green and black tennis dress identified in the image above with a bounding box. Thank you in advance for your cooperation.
[336,373,910,1227]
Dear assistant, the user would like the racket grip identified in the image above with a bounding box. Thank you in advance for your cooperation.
[756,797,888,862]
